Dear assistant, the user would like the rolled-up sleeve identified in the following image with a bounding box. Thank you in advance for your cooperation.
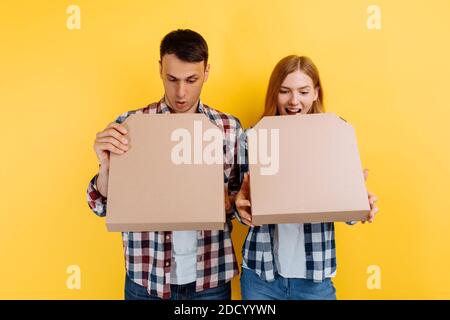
[86,173,107,217]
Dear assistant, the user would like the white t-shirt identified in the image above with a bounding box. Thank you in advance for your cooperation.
[273,224,307,278]
[243,224,336,279]
[170,231,197,285]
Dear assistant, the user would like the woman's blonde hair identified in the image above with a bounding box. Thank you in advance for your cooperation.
[263,55,324,117]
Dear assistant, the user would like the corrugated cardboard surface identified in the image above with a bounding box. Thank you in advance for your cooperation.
[248,113,370,225]
[106,113,225,232]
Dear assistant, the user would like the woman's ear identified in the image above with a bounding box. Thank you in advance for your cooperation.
[314,86,319,101]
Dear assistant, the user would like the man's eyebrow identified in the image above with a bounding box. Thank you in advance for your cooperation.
[166,74,199,80]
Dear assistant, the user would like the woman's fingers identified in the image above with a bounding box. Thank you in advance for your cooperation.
[241,172,251,197]
[237,208,252,221]
[236,199,252,220]
[236,199,251,207]
[367,206,379,223]
[363,168,369,181]
[242,218,254,227]
[367,191,378,206]
[371,206,379,218]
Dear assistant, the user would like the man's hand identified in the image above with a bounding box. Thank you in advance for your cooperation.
[94,122,129,169]
[235,173,254,227]
[93,122,129,197]
[362,169,379,224]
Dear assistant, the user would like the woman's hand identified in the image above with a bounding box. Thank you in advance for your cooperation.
[235,173,254,227]
[224,185,235,215]
[362,169,379,224]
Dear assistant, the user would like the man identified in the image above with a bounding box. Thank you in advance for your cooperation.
[86,29,243,300]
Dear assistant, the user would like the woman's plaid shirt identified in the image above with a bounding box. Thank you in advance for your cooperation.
[86,98,242,299]
[235,131,356,283]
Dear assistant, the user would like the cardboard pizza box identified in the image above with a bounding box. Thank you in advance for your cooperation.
[247,113,370,225]
[106,113,225,231]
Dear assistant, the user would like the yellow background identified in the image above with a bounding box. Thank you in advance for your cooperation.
[1,0,449,299]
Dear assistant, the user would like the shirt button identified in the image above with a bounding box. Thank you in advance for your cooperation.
[165,234,170,240]
[165,261,170,267]
[197,256,203,262]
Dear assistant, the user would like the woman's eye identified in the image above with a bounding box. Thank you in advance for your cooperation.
[187,79,197,84]
[279,90,288,94]
[301,91,309,95]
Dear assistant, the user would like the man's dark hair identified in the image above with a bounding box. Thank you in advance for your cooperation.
[160,29,208,66]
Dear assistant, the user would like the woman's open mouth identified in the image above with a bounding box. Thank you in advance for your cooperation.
[286,108,302,115]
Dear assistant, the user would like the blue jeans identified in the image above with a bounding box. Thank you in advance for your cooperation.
[240,267,336,300]
[124,273,231,300]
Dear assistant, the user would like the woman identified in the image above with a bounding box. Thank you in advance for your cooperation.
[235,55,379,300]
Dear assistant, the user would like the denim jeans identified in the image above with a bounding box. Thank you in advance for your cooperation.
[240,267,336,300]
[124,273,231,300]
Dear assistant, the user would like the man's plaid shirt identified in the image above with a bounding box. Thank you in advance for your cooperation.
[86,98,242,299]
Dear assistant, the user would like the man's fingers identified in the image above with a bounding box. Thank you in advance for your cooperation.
[96,142,125,155]
[97,128,129,144]
[108,122,128,134]
[96,137,129,152]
